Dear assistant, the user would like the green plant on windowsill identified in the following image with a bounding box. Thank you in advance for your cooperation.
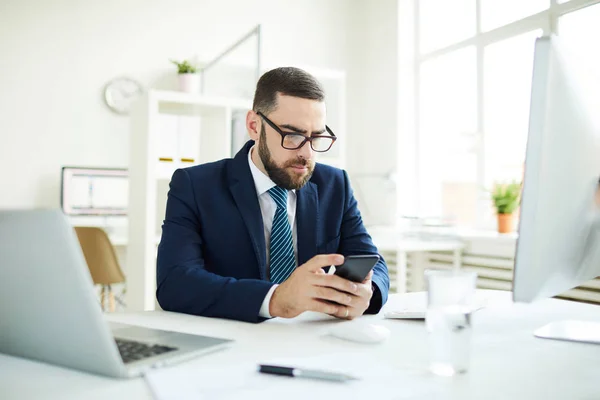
[170,59,197,74]
[491,181,521,214]
[490,181,522,233]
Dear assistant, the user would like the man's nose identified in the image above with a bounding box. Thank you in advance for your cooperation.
[297,139,314,160]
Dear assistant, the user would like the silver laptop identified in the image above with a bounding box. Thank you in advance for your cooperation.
[0,209,232,378]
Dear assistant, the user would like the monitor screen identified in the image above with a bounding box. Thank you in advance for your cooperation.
[60,167,128,216]
[513,35,600,303]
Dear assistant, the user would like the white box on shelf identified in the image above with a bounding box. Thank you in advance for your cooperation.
[177,115,201,165]
[155,114,178,179]
[155,114,178,161]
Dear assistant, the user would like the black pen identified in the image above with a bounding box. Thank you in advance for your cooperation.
[258,364,359,382]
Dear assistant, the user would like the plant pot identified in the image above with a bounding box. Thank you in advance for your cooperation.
[497,213,515,234]
[177,73,200,93]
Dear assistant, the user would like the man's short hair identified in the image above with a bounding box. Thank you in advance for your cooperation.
[252,67,325,114]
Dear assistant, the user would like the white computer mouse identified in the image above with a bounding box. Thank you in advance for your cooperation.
[329,322,391,344]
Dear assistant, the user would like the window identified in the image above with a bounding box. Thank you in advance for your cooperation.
[480,0,549,32]
[481,30,542,225]
[409,0,600,229]
[419,47,478,225]
[419,0,476,53]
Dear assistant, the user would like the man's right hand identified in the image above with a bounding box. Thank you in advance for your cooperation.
[269,254,360,318]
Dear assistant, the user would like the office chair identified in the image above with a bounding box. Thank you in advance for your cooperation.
[74,227,126,312]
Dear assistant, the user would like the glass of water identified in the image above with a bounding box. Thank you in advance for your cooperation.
[425,269,477,377]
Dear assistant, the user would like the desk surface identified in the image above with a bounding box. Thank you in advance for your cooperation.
[2,291,600,399]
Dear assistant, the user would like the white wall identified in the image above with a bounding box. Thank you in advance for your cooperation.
[345,0,400,226]
[0,0,353,209]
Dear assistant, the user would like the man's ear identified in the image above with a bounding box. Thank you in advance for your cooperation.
[246,110,260,141]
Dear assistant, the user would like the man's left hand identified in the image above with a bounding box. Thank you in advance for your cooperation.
[329,270,374,320]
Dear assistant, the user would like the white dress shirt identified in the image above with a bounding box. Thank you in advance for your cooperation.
[247,146,298,318]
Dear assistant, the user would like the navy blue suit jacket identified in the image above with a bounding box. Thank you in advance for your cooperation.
[156,140,389,322]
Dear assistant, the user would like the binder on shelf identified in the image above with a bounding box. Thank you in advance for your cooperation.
[178,115,201,165]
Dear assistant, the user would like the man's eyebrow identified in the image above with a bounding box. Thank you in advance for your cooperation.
[280,124,326,135]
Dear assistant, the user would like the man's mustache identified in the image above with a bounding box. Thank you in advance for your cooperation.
[285,158,312,168]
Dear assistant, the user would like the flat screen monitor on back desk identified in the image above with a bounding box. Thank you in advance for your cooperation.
[512,35,600,344]
[61,167,128,216]
[61,167,129,243]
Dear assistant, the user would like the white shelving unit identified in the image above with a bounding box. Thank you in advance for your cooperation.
[126,89,251,311]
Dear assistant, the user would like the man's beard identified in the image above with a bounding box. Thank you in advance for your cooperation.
[258,126,314,190]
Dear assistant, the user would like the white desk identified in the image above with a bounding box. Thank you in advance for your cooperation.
[2,291,600,399]
[370,230,465,293]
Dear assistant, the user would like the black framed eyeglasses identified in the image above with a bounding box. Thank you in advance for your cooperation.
[257,111,337,152]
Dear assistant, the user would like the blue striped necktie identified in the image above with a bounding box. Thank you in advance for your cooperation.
[267,186,296,284]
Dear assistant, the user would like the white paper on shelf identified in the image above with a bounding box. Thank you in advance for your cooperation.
[178,115,201,163]
[155,114,178,161]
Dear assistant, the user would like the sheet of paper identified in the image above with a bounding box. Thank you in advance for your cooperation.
[145,362,259,400]
[384,291,492,316]
[144,353,444,400]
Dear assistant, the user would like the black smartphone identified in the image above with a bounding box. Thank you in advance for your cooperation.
[334,254,380,283]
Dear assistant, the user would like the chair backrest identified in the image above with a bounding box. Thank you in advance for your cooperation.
[74,227,125,285]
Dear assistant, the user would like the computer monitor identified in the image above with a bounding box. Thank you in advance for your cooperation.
[60,167,128,216]
[513,35,600,344]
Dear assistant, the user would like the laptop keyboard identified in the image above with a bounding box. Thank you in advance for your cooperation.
[115,338,178,364]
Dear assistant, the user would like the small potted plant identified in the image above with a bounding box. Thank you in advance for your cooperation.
[491,181,521,233]
[170,59,199,93]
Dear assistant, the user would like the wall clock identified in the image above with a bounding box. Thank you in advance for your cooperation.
[103,77,144,115]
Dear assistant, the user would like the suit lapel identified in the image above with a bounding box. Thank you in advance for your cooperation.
[228,141,267,280]
[296,181,319,266]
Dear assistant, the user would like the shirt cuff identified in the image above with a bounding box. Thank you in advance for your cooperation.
[365,282,383,315]
[259,284,279,318]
